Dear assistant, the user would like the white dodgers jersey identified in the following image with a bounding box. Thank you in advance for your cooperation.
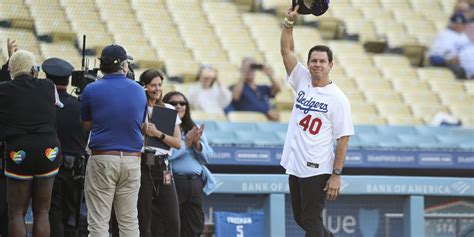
[280,63,354,178]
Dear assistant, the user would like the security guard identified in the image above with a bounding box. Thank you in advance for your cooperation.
[43,58,89,237]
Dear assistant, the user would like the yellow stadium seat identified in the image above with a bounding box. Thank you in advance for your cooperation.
[386,115,424,125]
[392,80,431,93]
[410,103,449,121]
[352,113,386,125]
[191,111,228,122]
[227,111,268,123]
[401,91,441,104]
[376,103,412,117]
[449,104,474,120]
[417,68,456,81]
[428,80,466,94]
[364,91,403,104]
[372,54,412,69]
[351,101,378,115]
[279,111,292,123]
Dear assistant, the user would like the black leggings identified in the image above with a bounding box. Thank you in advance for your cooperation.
[289,174,333,237]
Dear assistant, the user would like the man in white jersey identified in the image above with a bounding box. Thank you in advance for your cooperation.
[280,4,354,237]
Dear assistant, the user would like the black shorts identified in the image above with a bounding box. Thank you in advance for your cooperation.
[5,133,61,180]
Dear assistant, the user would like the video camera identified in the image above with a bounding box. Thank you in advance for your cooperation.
[71,35,136,95]
[71,35,99,95]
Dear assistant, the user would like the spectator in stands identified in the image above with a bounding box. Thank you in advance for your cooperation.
[429,12,470,78]
[459,42,474,79]
[187,64,232,115]
[163,91,216,237]
[454,0,474,41]
[0,38,17,82]
[80,44,147,237]
[136,69,181,237]
[43,57,89,237]
[227,57,281,121]
[280,4,354,237]
[0,50,63,237]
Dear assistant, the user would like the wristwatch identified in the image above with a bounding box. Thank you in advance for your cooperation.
[159,133,166,140]
[333,168,342,175]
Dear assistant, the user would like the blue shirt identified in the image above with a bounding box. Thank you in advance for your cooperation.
[231,83,272,113]
[80,74,147,152]
[169,130,213,175]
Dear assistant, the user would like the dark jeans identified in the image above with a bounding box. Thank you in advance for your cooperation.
[289,174,333,237]
[138,162,180,237]
[49,167,81,237]
[175,174,205,237]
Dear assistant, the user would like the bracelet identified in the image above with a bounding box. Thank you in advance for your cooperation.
[283,16,294,28]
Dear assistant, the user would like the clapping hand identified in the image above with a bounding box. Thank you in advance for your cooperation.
[185,127,198,148]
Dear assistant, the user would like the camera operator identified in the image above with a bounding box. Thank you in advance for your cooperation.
[227,57,282,121]
[43,58,89,237]
[80,44,147,237]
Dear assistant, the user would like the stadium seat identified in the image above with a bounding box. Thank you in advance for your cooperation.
[256,122,288,133]
[215,121,258,132]
[192,111,228,122]
[354,125,378,135]
[376,125,417,135]
[386,115,424,126]
[234,131,283,146]
[227,111,268,123]
[352,113,386,125]
[417,68,456,81]
[205,130,239,145]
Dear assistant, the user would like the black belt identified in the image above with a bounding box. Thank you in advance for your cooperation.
[174,174,201,180]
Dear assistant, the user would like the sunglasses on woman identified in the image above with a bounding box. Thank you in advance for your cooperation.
[169,101,187,106]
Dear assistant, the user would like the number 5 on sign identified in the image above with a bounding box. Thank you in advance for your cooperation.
[299,114,322,135]
[236,225,244,237]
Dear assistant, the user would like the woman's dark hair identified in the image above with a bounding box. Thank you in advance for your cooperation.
[139,69,165,106]
[163,91,195,134]
[307,45,333,63]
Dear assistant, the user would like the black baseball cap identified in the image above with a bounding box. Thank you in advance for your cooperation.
[42,57,74,85]
[99,44,133,64]
[293,0,330,16]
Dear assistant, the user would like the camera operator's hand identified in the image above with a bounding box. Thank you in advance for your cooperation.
[7,38,18,58]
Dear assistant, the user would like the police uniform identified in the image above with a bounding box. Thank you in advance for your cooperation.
[43,58,89,237]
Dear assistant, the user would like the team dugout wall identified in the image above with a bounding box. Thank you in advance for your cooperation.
[204,174,474,237]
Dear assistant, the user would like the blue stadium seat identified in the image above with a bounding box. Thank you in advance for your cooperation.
[215,122,258,132]
[206,130,239,145]
[414,126,453,136]
[234,131,283,146]
[359,134,400,148]
[196,120,218,132]
[348,135,363,148]
[354,125,378,135]
[376,125,417,135]
[255,122,288,133]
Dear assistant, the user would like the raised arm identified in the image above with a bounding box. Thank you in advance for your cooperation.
[280,5,300,76]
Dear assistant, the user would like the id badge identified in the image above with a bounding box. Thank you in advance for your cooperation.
[145,153,155,166]
[163,170,172,185]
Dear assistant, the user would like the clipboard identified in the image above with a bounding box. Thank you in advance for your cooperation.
[146,105,178,150]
